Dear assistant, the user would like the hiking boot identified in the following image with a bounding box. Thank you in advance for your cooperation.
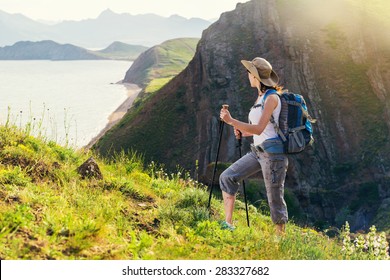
[220,221,235,231]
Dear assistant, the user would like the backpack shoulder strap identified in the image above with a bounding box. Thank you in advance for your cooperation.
[251,89,278,109]
[261,90,287,142]
[262,89,278,107]
[270,117,287,142]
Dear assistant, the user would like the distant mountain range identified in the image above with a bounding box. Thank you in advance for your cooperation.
[0,9,212,48]
[0,40,148,60]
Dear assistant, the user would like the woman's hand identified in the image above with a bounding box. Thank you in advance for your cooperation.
[234,127,252,138]
[220,107,233,125]
[234,128,242,139]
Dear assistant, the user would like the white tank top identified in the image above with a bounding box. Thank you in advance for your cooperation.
[248,92,281,146]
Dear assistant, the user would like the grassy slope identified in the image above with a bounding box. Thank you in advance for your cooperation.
[0,125,352,260]
[143,38,199,89]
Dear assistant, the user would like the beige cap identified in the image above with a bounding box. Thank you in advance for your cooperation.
[241,57,279,87]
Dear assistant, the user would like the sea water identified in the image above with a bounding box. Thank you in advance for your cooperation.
[0,60,132,147]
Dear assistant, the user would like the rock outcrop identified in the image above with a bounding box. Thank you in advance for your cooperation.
[77,157,103,180]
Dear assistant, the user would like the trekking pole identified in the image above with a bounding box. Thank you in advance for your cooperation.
[237,131,250,227]
[207,104,229,209]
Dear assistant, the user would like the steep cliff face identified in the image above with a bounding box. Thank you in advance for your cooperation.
[95,0,390,231]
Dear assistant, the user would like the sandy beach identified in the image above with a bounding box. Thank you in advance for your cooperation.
[85,83,142,149]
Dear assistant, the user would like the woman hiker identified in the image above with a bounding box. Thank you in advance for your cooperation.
[219,57,288,235]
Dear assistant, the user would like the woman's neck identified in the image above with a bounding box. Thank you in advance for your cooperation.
[257,85,264,96]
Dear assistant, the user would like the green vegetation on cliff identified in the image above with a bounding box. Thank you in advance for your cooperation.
[123,38,199,92]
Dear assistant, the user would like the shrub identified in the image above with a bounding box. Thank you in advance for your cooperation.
[341,222,389,260]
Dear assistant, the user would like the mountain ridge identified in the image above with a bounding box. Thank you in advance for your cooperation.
[0,40,148,60]
[0,9,211,48]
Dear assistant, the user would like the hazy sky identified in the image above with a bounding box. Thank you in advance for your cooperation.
[0,0,249,21]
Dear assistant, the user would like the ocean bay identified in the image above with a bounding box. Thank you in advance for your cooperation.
[0,60,133,147]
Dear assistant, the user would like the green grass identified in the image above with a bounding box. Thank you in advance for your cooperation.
[144,77,174,94]
[128,37,198,88]
[0,124,388,260]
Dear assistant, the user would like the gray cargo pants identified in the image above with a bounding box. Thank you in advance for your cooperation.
[219,150,289,224]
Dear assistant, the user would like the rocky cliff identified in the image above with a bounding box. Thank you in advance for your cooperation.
[95,0,390,231]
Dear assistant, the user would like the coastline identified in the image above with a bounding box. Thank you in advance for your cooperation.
[85,83,142,149]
